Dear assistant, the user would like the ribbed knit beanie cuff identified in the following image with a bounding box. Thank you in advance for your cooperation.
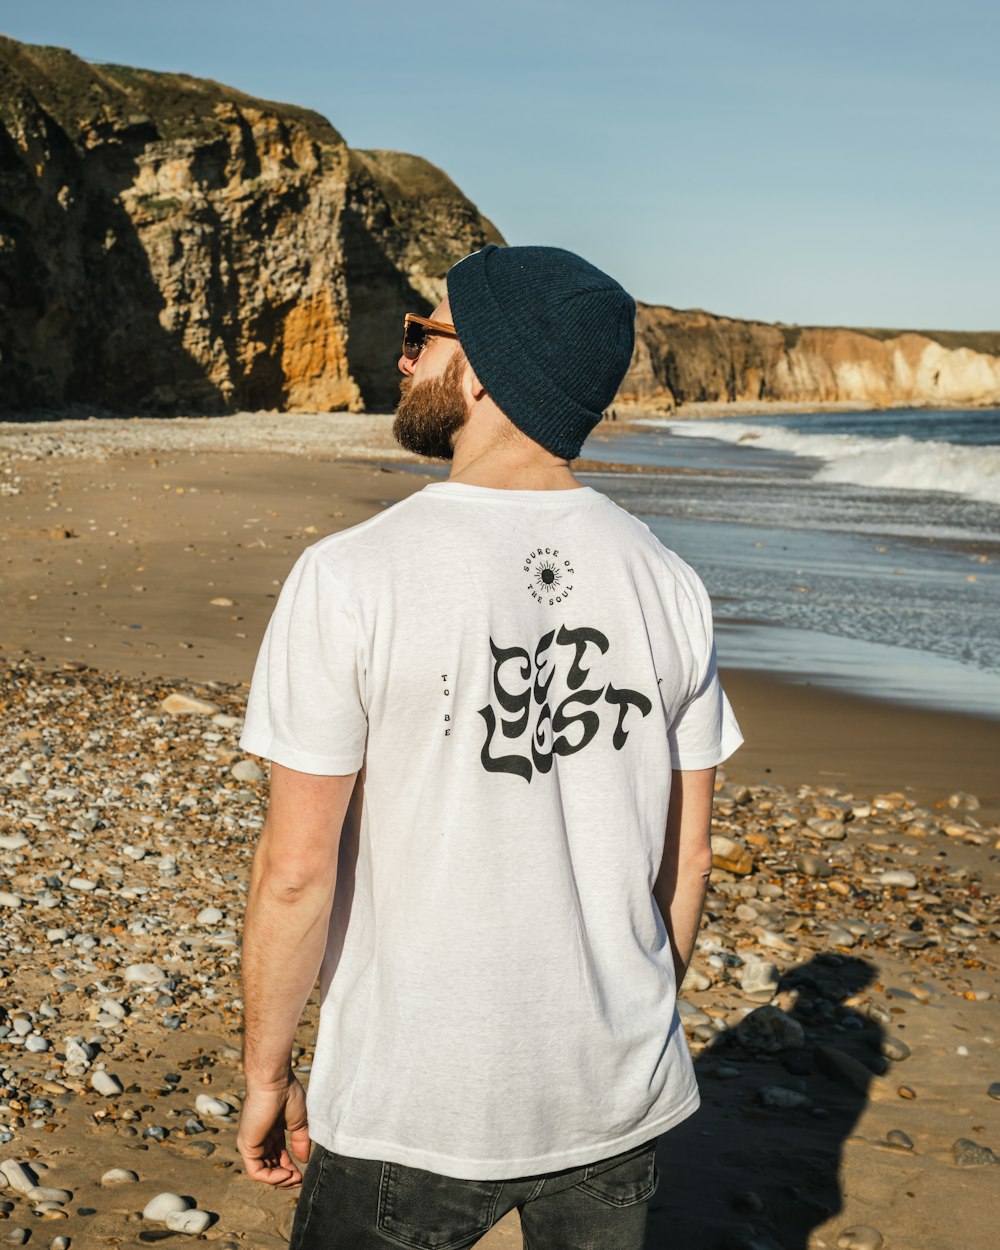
[446,244,636,460]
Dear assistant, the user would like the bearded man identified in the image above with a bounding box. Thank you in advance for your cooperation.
[236,244,743,1249]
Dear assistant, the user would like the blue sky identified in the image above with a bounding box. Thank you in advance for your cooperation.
[3,1,998,329]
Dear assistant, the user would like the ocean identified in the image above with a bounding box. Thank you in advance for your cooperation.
[578,408,1000,719]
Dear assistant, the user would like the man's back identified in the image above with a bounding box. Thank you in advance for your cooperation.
[240,479,742,1179]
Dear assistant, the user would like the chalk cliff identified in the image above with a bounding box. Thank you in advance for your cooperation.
[1,34,997,417]
[624,308,1000,410]
[0,35,502,414]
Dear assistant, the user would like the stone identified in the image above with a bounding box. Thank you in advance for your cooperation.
[196,907,224,926]
[988,1082,1000,1101]
[0,1160,38,1195]
[123,963,167,985]
[836,1227,883,1250]
[885,1129,913,1150]
[194,1094,234,1118]
[740,961,780,1002]
[795,853,831,878]
[758,1085,812,1109]
[952,1137,999,1166]
[879,870,917,888]
[165,1209,213,1234]
[90,1070,123,1097]
[735,1005,805,1054]
[0,893,22,909]
[28,1186,72,1204]
[142,1192,193,1221]
[100,1168,139,1186]
[710,835,754,875]
[2,1230,29,1246]
[816,1046,878,1094]
[879,1036,911,1061]
[231,759,265,783]
[161,694,221,716]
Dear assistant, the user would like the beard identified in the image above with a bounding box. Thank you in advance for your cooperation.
[392,350,468,460]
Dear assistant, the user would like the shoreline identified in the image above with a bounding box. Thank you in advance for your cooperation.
[2,430,999,818]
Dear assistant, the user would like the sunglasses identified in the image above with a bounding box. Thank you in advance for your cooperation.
[402,313,458,360]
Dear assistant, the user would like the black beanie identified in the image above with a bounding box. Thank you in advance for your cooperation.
[445,244,636,460]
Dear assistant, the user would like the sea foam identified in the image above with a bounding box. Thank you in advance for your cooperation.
[647,419,1000,506]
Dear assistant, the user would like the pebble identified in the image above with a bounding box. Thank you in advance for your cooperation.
[196,907,225,925]
[0,893,22,909]
[90,1070,123,1097]
[836,1227,883,1250]
[758,1085,812,1110]
[161,693,221,715]
[123,963,167,985]
[879,870,918,888]
[952,1137,999,1166]
[194,1094,234,1118]
[100,1168,139,1186]
[740,961,780,1002]
[2,1230,30,1246]
[736,1005,805,1054]
[795,853,832,878]
[710,834,754,875]
[142,1192,193,1220]
[885,1129,913,1150]
[988,1082,1000,1100]
[879,1037,911,1061]
[231,758,265,782]
[165,1208,213,1234]
[50,1239,70,1250]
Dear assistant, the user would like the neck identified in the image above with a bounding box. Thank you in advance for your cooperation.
[445,409,582,491]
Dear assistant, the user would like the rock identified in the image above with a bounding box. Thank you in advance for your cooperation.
[711,835,754,875]
[0,834,28,851]
[879,870,917,888]
[816,1045,878,1094]
[682,967,712,991]
[100,1168,139,1186]
[196,907,225,926]
[988,1082,1000,1101]
[231,759,265,782]
[947,790,980,811]
[885,1129,913,1150]
[24,1035,50,1053]
[161,694,221,716]
[0,1160,38,1195]
[2,1229,30,1246]
[123,963,167,985]
[952,1137,999,1166]
[90,1070,123,1097]
[28,1185,72,1203]
[758,1085,812,1110]
[0,893,22,909]
[142,1192,193,1221]
[879,1037,911,1061]
[806,818,847,840]
[795,853,832,878]
[740,961,780,1002]
[736,1005,805,1054]
[49,1239,70,1250]
[897,1085,917,1099]
[165,1209,213,1234]
[194,1094,234,1118]
[836,1227,883,1250]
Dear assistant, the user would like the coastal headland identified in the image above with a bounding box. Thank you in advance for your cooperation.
[1,414,997,1250]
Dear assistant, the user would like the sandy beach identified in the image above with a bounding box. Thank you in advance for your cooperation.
[1,412,998,1250]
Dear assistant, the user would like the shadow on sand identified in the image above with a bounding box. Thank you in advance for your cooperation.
[646,955,886,1250]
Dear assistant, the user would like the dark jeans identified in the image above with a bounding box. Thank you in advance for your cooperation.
[288,1136,660,1250]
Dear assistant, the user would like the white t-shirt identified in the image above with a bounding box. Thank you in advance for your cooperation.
[239,481,744,1180]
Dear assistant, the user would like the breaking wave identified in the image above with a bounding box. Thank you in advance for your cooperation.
[650,419,1000,505]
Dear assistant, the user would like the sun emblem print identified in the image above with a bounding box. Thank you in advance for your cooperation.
[522,545,575,607]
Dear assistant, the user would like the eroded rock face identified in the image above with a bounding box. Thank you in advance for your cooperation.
[0,35,502,413]
[624,304,1000,410]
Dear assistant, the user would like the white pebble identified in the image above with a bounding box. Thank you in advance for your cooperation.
[142,1192,192,1221]
[90,1070,123,1097]
[66,878,96,892]
[49,1238,71,1250]
[231,758,264,782]
[24,1035,49,1053]
[194,1094,233,1118]
[196,907,224,925]
[0,893,22,909]
[123,963,167,985]
[956,1045,969,1056]
[165,1209,212,1234]
[879,870,918,888]
[0,1159,38,1194]
[0,834,28,851]
[100,1168,139,1187]
[28,1185,72,1203]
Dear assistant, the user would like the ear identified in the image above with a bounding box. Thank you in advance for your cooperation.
[462,358,486,404]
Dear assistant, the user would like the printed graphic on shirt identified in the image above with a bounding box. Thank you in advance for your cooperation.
[523,546,574,607]
[478,623,652,782]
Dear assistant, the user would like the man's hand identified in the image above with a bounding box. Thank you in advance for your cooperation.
[237,1077,311,1187]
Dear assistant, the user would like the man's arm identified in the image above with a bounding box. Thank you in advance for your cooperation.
[237,761,358,1185]
[652,767,717,988]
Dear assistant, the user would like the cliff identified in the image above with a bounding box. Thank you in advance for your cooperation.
[1,34,997,418]
[0,34,502,414]
[624,306,1000,411]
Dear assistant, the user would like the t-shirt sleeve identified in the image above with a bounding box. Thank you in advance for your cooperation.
[238,548,368,775]
[666,571,744,770]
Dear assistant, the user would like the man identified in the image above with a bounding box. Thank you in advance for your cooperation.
[236,243,743,1249]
